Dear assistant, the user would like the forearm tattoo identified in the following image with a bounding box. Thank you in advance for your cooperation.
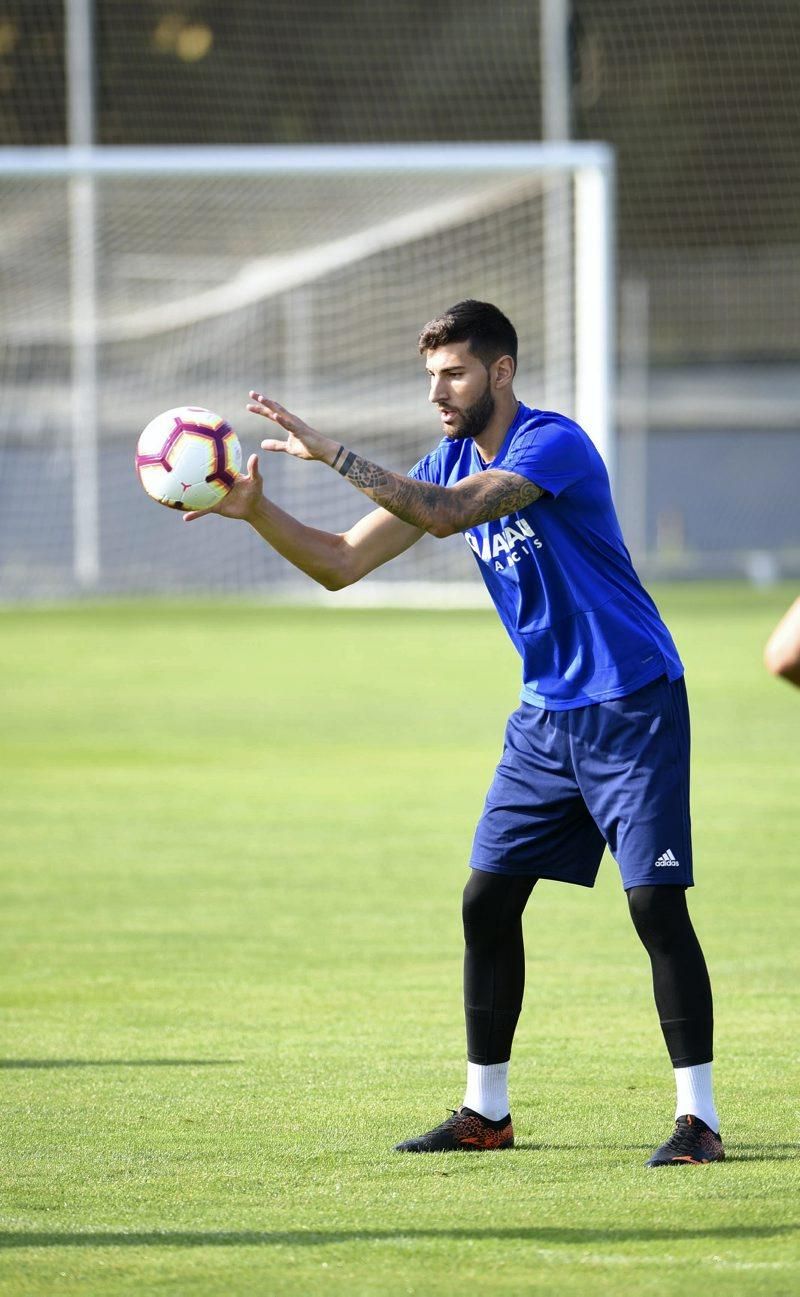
[332,451,543,531]
[336,450,357,477]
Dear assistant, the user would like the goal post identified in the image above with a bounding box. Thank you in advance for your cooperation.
[0,142,614,601]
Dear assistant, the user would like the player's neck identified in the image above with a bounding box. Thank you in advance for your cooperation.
[472,396,520,464]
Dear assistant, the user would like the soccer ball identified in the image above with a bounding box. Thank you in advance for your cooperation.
[135,406,242,511]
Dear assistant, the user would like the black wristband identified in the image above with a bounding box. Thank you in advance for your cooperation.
[331,444,345,470]
[337,451,357,477]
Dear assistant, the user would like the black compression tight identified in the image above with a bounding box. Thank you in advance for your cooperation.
[627,884,714,1067]
[462,871,713,1069]
[462,869,537,1064]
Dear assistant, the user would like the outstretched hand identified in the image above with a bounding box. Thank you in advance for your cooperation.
[183,393,340,526]
[246,392,337,463]
[183,452,263,523]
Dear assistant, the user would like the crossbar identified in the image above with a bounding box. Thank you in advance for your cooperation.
[0,142,614,176]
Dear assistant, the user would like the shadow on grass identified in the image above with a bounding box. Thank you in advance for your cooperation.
[515,1143,651,1152]
[0,1060,239,1069]
[0,1225,796,1251]
[516,1142,799,1161]
[726,1145,800,1163]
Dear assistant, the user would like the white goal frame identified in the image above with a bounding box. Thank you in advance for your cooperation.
[0,141,615,592]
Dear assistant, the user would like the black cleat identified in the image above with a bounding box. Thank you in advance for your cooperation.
[646,1113,725,1166]
[394,1106,514,1153]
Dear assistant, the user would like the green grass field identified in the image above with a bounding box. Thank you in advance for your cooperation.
[1,585,798,1296]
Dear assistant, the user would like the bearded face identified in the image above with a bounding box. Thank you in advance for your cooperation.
[437,373,495,442]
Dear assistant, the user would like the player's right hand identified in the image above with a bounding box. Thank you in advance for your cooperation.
[183,453,263,523]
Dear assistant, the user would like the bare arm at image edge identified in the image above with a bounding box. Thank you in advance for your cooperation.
[763,596,800,688]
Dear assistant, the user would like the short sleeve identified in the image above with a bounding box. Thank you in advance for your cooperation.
[503,420,589,498]
[407,452,439,484]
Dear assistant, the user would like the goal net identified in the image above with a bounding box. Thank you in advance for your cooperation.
[0,143,613,602]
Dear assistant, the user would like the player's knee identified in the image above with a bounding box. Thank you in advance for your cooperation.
[462,870,533,946]
[627,884,690,952]
[462,873,495,945]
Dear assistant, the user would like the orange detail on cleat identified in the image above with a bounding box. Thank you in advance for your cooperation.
[394,1107,514,1153]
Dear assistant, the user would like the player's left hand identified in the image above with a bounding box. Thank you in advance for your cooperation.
[247,392,336,464]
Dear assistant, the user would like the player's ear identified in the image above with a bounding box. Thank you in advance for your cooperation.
[493,355,515,389]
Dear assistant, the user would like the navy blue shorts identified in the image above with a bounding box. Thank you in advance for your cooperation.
[470,675,693,890]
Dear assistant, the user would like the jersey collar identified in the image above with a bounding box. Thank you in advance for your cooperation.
[473,401,526,469]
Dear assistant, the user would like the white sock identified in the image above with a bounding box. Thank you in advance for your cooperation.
[674,1062,719,1132]
[463,1060,510,1121]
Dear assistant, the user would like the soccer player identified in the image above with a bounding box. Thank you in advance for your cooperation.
[764,596,800,689]
[186,300,723,1167]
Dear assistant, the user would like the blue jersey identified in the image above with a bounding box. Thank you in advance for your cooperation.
[409,402,683,710]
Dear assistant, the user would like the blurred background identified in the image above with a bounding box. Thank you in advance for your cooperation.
[0,0,798,599]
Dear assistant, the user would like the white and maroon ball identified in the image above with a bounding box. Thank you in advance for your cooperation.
[135,406,242,511]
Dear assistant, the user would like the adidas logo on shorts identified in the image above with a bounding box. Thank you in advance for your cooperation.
[654,848,680,868]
